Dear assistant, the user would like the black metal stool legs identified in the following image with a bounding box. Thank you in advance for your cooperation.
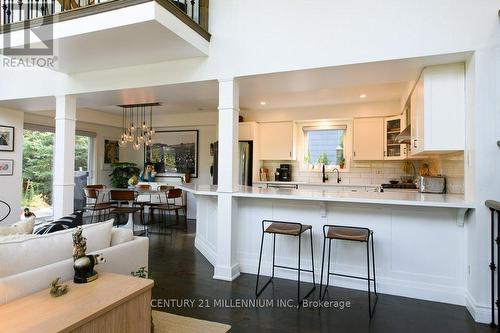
[367,231,378,318]
[255,228,274,298]
[320,225,378,318]
[296,229,316,304]
[255,221,315,306]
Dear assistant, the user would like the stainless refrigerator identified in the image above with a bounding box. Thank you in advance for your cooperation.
[210,141,253,186]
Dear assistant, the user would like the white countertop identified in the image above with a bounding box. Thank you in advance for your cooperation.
[178,184,473,209]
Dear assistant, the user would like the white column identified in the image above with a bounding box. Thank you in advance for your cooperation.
[214,78,240,281]
[53,95,76,219]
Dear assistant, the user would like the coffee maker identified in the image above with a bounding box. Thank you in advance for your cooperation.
[278,164,292,181]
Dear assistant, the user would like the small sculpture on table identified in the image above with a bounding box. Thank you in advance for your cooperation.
[49,277,68,297]
[72,227,106,283]
[140,162,157,183]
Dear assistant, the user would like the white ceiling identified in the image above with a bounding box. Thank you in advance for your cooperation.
[3,51,471,116]
[55,21,207,73]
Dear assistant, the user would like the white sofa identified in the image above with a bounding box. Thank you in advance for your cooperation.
[0,220,149,305]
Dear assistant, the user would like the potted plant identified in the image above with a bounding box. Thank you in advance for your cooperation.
[339,157,346,169]
[304,150,311,169]
[317,153,330,167]
[109,162,140,188]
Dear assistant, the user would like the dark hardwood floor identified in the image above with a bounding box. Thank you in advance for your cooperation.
[146,219,491,333]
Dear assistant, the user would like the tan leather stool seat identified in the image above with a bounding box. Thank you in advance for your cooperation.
[265,222,312,236]
[327,226,369,242]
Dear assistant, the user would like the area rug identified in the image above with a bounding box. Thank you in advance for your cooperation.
[152,310,231,333]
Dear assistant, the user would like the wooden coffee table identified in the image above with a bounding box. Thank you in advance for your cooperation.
[0,272,154,333]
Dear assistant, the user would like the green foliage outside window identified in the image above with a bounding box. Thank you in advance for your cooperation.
[22,130,90,209]
[316,152,330,166]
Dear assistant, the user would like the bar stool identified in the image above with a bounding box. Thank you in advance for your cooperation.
[320,225,378,318]
[255,220,316,305]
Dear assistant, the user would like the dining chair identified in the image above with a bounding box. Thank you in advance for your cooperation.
[83,185,112,224]
[135,184,153,205]
[147,185,176,235]
[109,190,145,235]
[150,188,187,230]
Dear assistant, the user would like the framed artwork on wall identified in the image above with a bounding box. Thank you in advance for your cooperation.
[0,126,14,152]
[0,159,14,176]
[145,130,199,178]
[103,138,120,170]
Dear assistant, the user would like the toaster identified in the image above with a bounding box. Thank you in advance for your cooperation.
[418,176,446,194]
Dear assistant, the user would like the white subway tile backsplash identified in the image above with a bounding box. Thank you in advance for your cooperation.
[262,153,464,194]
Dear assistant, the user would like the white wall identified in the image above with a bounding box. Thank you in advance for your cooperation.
[1,1,499,100]
[464,45,500,323]
[0,108,24,224]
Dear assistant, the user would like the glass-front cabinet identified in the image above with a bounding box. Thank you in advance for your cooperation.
[384,115,407,160]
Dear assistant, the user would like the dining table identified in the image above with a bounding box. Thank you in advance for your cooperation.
[95,187,167,230]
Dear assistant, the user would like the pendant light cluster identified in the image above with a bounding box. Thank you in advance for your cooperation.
[118,103,159,150]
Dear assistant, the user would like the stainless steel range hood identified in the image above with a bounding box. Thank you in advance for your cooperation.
[395,125,411,144]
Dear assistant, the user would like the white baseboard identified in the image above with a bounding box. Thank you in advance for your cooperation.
[239,257,466,306]
[195,236,241,281]
[213,264,241,281]
[194,236,216,266]
[466,291,496,324]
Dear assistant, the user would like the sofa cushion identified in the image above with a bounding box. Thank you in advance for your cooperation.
[0,234,35,242]
[33,211,83,235]
[0,217,35,236]
[110,228,134,246]
[0,219,114,278]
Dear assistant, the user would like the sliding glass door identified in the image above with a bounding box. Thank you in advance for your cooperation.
[22,129,55,218]
[74,135,95,211]
[22,126,95,220]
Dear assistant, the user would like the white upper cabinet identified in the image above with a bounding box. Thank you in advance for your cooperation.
[384,115,407,160]
[239,122,258,141]
[259,121,296,160]
[410,63,465,155]
[353,117,384,160]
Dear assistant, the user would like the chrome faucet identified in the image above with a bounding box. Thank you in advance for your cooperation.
[322,166,342,183]
[332,168,341,183]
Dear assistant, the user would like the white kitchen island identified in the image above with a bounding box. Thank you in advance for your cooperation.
[179,184,474,306]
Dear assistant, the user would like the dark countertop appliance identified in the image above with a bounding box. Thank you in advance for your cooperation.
[381,183,418,192]
[278,164,292,182]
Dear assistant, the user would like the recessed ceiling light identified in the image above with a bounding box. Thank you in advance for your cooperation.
[359,94,367,99]
[260,101,267,105]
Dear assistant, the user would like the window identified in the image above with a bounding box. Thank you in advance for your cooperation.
[303,126,346,167]
[22,124,96,219]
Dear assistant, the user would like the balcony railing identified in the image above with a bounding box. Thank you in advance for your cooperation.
[1,0,209,33]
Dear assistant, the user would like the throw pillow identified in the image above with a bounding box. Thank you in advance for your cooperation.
[33,211,83,235]
[110,227,134,246]
[0,216,35,236]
